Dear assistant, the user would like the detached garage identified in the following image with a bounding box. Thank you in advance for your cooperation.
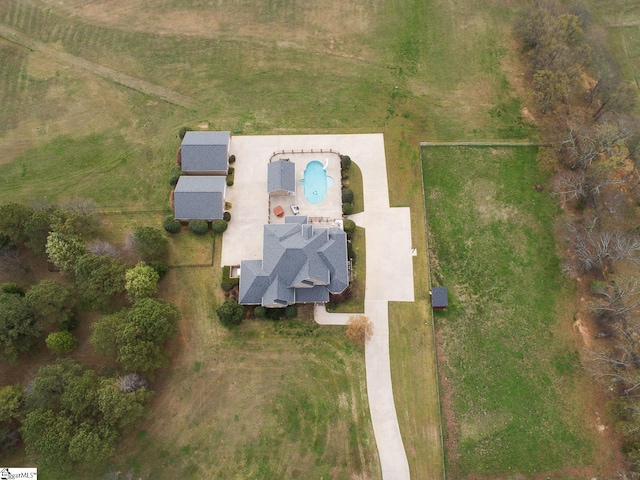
[174,176,226,221]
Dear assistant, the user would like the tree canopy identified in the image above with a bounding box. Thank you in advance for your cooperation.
[125,262,160,303]
[75,253,127,310]
[91,298,180,374]
[22,359,151,471]
[130,226,169,261]
[0,293,40,362]
[26,280,77,328]
[46,232,87,273]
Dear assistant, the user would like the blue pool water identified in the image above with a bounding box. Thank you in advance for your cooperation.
[300,160,333,204]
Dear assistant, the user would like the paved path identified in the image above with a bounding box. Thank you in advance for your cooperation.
[221,134,414,479]
[0,23,195,108]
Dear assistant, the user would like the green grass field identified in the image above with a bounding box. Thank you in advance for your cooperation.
[422,146,599,476]
[0,0,582,477]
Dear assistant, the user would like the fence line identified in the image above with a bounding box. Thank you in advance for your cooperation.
[269,149,341,163]
[420,141,553,147]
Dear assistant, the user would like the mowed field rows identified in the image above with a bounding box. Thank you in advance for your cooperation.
[0,0,590,478]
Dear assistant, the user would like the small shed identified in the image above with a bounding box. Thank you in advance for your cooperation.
[267,159,296,196]
[174,175,226,221]
[431,287,448,310]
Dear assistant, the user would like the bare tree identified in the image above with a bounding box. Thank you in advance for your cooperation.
[0,247,28,274]
[346,315,373,345]
[115,373,149,393]
[58,198,97,216]
[590,275,640,323]
[87,239,121,259]
[561,218,640,275]
[561,127,598,169]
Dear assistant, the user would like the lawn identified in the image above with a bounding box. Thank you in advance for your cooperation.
[422,146,598,476]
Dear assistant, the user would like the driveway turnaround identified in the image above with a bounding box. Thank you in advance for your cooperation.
[222,134,414,479]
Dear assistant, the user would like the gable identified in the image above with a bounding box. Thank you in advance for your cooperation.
[238,220,348,306]
[267,160,296,193]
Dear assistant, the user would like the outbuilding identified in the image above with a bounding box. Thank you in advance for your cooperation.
[174,175,226,221]
[431,287,448,310]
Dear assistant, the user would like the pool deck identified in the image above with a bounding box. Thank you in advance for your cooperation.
[222,137,343,267]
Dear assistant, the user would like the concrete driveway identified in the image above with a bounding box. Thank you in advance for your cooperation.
[221,134,414,479]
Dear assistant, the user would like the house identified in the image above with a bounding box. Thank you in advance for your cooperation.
[180,131,230,175]
[239,216,349,307]
[431,287,448,310]
[174,175,226,221]
[267,159,296,196]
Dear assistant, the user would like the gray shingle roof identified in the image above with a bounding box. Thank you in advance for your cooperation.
[181,131,230,173]
[174,176,226,221]
[431,287,448,308]
[239,219,349,307]
[267,160,296,194]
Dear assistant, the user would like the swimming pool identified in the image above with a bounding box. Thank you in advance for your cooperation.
[300,160,334,204]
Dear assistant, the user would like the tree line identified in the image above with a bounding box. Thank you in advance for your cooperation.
[516,2,640,474]
[0,199,180,473]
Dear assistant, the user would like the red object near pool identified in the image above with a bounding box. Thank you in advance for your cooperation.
[273,205,284,217]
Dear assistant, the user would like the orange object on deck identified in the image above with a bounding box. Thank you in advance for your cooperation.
[273,205,284,217]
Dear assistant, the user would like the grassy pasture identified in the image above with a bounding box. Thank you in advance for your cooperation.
[422,146,602,476]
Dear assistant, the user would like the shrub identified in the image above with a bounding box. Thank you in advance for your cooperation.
[229,154,236,164]
[147,260,169,279]
[221,266,239,290]
[265,308,284,320]
[45,331,76,354]
[340,155,352,170]
[178,126,193,139]
[212,219,228,234]
[325,302,336,312]
[228,167,235,175]
[342,188,354,204]
[343,219,356,234]
[223,212,231,222]
[169,166,182,186]
[216,299,244,327]
[189,220,209,235]
[254,306,266,318]
[227,178,234,187]
[163,216,181,234]
[1,283,24,296]
[285,305,297,319]
[346,315,373,345]
[342,203,354,215]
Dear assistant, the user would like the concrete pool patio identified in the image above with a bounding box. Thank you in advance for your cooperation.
[221,134,415,479]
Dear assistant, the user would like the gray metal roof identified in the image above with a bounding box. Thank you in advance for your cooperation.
[181,131,230,173]
[174,176,225,221]
[238,219,349,306]
[267,160,296,193]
